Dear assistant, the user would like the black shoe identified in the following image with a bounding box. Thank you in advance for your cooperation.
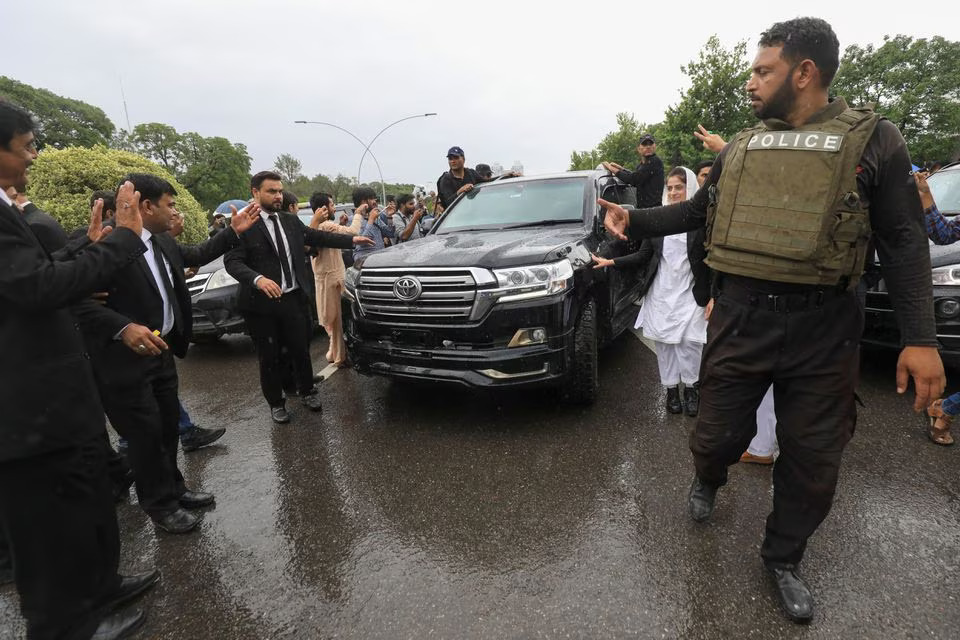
[0,567,12,586]
[666,386,683,414]
[271,405,290,424]
[180,426,226,452]
[179,490,215,509]
[91,608,146,640]
[684,383,700,417]
[688,476,718,522]
[112,469,135,503]
[99,570,160,611]
[301,390,323,412]
[153,508,200,534]
[313,372,324,383]
[767,566,814,623]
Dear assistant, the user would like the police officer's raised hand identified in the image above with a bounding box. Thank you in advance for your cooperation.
[896,346,945,412]
[114,181,143,236]
[694,125,727,153]
[597,198,629,241]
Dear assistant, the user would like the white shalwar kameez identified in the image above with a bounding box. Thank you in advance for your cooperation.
[634,167,705,386]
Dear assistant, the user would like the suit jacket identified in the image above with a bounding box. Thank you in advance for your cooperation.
[75,227,240,389]
[0,199,145,462]
[617,228,710,306]
[225,212,354,314]
[22,202,68,250]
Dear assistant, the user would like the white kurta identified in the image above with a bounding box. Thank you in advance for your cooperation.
[635,233,707,344]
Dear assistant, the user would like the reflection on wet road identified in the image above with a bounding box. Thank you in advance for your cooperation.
[2,334,959,638]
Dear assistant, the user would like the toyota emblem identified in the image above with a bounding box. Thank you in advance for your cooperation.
[393,276,423,301]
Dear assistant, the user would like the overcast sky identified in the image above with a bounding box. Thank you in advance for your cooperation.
[6,1,958,191]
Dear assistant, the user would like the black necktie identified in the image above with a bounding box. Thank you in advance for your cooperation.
[270,214,293,290]
[149,236,183,331]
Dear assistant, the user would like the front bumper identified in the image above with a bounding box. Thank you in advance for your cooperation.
[343,293,576,388]
[191,285,246,339]
[862,287,960,366]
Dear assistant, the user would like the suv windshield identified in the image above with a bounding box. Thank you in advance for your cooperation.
[929,167,960,214]
[436,177,586,234]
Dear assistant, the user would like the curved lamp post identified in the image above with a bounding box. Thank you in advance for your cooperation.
[293,120,388,204]
[356,113,437,186]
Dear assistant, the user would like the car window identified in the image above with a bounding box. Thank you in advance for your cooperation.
[436,178,586,233]
[929,168,960,214]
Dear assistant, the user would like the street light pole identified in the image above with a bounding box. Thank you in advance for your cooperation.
[356,113,437,187]
[293,120,388,204]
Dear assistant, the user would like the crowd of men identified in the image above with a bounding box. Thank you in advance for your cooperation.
[0,14,954,640]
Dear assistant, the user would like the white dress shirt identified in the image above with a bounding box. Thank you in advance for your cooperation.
[140,228,177,336]
[257,212,298,293]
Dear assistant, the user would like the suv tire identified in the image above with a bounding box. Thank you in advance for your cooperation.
[562,299,598,404]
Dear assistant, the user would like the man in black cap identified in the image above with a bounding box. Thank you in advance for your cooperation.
[436,146,483,210]
[475,163,494,181]
[602,133,665,208]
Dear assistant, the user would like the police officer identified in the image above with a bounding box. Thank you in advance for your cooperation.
[600,17,944,623]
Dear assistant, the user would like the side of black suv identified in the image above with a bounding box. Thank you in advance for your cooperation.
[863,161,960,368]
[341,171,645,403]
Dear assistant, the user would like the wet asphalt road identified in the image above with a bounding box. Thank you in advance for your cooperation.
[2,330,959,639]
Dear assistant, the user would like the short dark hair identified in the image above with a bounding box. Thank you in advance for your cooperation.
[758,17,840,87]
[694,160,714,174]
[309,191,333,211]
[386,194,396,204]
[352,186,376,207]
[119,173,177,205]
[281,190,298,210]
[251,170,283,190]
[667,167,687,183]
[90,189,116,213]
[397,193,415,207]
[0,100,36,150]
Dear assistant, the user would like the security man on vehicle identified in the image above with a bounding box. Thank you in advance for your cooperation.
[600,17,944,623]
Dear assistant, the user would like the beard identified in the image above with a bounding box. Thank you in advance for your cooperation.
[751,75,796,121]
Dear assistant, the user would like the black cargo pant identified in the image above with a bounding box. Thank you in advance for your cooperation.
[0,435,121,639]
[692,280,862,568]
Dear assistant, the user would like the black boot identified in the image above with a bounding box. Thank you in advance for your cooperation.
[684,383,700,417]
[767,566,814,623]
[666,386,682,414]
[688,476,718,522]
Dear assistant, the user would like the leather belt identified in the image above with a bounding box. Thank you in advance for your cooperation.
[718,281,845,313]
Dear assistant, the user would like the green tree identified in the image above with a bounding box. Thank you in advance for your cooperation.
[26,146,207,243]
[833,35,960,164]
[658,36,754,169]
[0,76,115,150]
[274,153,303,183]
[128,123,184,174]
[569,113,660,170]
[178,134,251,210]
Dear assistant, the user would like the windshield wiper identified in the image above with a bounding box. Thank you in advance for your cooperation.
[498,219,582,230]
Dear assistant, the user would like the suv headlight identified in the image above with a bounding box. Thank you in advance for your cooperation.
[932,264,960,286]
[205,268,238,291]
[489,260,574,303]
[344,267,360,290]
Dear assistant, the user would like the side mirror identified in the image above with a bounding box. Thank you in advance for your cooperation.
[420,218,435,233]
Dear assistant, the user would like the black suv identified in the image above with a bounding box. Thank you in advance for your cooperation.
[341,170,645,403]
[863,161,960,367]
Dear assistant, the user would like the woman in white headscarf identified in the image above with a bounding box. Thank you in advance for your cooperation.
[593,166,708,416]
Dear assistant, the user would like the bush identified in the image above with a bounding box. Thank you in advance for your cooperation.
[27,145,208,244]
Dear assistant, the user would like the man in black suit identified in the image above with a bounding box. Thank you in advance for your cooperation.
[225,171,373,423]
[77,173,261,535]
[0,101,159,640]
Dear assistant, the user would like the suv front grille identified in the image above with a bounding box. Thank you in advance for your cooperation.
[357,269,480,323]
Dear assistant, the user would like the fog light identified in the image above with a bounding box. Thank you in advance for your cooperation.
[936,298,960,319]
[508,327,547,348]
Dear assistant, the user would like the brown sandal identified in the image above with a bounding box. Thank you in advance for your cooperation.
[926,399,955,446]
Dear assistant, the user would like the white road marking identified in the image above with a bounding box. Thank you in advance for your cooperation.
[315,362,340,382]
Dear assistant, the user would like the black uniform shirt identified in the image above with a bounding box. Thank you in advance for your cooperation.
[623,103,937,347]
[615,154,665,208]
[437,168,482,209]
